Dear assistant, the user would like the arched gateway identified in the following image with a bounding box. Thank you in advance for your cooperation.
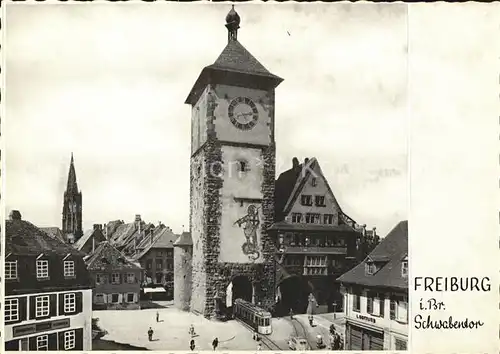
[275,275,313,315]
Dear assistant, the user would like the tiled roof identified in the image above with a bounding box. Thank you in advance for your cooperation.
[337,221,408,290]
[133,228,177,261]
[207,40,278,78]
[150,228,177,248]
[173,232,193,247]
[85,241,142,271]
[274,164,303,222]
[106,220,123,237]
[185,39,283,105]
[73,228,106,252]
[6,219,85,257]
[109,223,137,247]
[269,221,355,233]
[40,227,65,243]
[135,224,166,250]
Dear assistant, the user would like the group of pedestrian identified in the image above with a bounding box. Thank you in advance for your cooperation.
[329,325,343,350]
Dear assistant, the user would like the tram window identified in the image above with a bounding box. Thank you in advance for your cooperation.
[265,318,270,326]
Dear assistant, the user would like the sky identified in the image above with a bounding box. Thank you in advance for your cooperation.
[5,2,408,236]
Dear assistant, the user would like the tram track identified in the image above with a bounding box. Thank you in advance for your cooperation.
[234,318,282,351]
[290,318,315,350]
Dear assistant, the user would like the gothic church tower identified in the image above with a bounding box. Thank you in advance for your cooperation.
[185,6,283,319]
[62,153,83,243]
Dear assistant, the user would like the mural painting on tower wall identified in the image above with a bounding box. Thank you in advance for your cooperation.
[234,204,261,262]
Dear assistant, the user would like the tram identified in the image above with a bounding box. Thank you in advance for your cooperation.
[233,299,272,335]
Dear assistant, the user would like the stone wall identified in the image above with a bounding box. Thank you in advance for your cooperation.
[173,245,192,311]
[189,85,278,318]
[189,150,208,314]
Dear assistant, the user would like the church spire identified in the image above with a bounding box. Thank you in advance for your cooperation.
[225,5,240,42]
[66,152,78,193]
[62,152,83,243]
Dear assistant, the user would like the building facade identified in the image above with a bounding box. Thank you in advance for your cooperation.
[85,241,143,310]
[4,210,93,351]
[131,226,177,298]
[338,221,408,351]
[178,6,283,319]
[270,157,364,314]
[62,154,83,243]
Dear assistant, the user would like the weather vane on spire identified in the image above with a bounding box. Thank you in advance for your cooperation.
[225,5,240,42]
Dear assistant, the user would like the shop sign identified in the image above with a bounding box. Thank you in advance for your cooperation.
[356,314,376,324]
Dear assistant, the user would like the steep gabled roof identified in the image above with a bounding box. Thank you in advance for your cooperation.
[40,227,65,243]
[275,157,347,223]
[337,221,408,290]
[85,241,142,271]
[6,219,85,257]
[282,158,342,216]
[73,228,106,252]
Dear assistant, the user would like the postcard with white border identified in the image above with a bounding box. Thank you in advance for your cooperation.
[1,2,499,353]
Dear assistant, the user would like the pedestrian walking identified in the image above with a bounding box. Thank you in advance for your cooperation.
[190,339,195,351]
[257,343,262,351]
[308,315,314,327]
[252,330,257,341]
[212,337,219,350]
[333,332,341,350]
[189,324,195,337]
[147,327,154,341]
[156,311,159,322]
[289,308,294,320]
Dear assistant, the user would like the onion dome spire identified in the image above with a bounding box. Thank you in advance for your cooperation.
[225,5,240,42]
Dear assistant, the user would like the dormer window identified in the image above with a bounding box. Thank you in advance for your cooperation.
[311,177,317,186]
[401,260,408,277]
[5,260,18,280]
[36,260,49,279]
[64,260,75,277]
[365,261,376,275]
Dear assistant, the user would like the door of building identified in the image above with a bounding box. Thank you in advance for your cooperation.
[349,324,384,350]
[349,324,363,350]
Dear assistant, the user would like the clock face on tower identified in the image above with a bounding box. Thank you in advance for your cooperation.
[228,96,259,131]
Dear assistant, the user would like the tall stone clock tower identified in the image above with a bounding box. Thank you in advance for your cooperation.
[185,6,283,318]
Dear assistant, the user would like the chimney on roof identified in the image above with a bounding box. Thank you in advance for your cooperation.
[304,158,309,165]
[103,224,108,240]
[362,224,367,237]
[93,224,100,231]
[150,228,154,244]
[292,157,299,169]
[372,227,377,237]
[9,210,21,220]
[135,214,141,223]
